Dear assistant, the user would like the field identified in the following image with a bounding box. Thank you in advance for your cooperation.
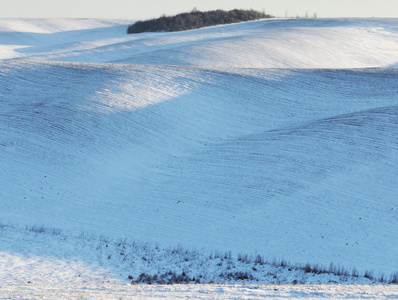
[2,283,398,299]
[1,17,398,298]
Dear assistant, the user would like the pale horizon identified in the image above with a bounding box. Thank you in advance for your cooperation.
[0,0,397,20]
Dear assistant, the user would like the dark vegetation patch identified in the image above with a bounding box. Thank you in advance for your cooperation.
[127,9,273,34]
[131,271,200,285]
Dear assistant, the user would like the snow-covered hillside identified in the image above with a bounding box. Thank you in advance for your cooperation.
[1,18,398,68]
[1,18,398,284]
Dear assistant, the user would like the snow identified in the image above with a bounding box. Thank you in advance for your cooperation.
[1,18,398,67]
[1,283,398,299]
[1,223,388,285]
[1,17,398,292]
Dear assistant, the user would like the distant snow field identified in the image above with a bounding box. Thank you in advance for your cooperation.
[1,17,398,297]
[1,18,398,68]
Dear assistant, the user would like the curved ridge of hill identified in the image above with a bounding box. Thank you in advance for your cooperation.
[0,18,398,283]
[1,18,398,68]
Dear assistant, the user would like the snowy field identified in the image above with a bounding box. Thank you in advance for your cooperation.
[2,283,398,299]
[1,17,398,298]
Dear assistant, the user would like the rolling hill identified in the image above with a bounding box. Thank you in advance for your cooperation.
[1,17,398,283]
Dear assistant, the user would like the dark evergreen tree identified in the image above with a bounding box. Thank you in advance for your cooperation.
[127,9,273,34]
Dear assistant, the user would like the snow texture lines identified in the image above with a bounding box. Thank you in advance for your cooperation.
[1,17,398,285]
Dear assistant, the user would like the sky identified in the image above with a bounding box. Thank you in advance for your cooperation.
[0,0,397,19]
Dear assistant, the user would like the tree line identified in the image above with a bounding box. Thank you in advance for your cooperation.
[127,9,273,34]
